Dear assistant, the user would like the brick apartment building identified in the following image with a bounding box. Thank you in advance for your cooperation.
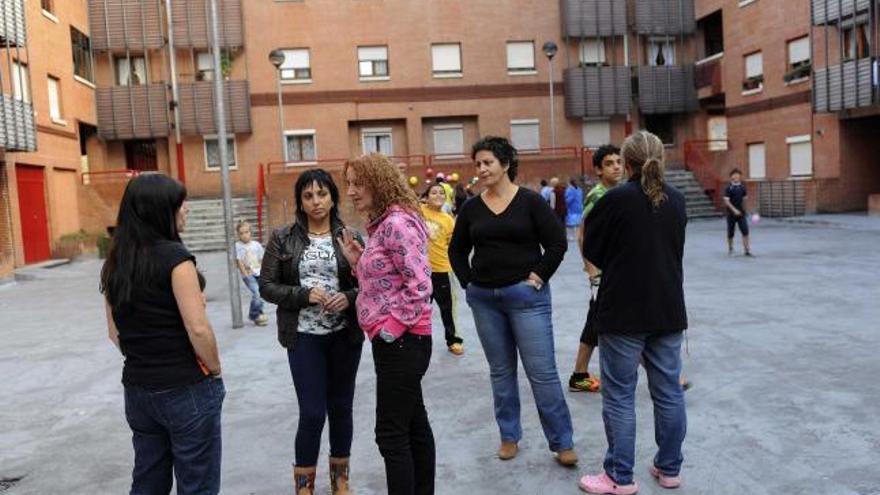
[82,0,878,206]
[2,0,877,275]
[686,0,880,214]
[1,0,99,281]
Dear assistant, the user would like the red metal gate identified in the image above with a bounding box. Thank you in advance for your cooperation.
[15,165,50,263]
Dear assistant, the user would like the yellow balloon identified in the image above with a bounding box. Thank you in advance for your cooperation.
[408,176,419,186]
[450,172,460,182]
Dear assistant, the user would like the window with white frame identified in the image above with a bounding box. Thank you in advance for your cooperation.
[196,52,214,81]
[582,120,611,148]
[362,128,393,155]
[432,124,464,156]
[506,41,535,74]
[743,51,763,92]
[115,56,147,86]
[747,142,766,179]
[432,43,462,77]
[204,136,237,170]
[787,135,812,177]
[280,49,311,82]
[284,130,317,163]
[12,62,30,103]
[510,119,540,151]
[579,39,606,66]
[648,38,675,66]
[786,36,810,82]
[47,76,63,121]
[358,46,389,79]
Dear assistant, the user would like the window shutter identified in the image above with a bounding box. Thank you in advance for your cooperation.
[745,52,763,78]
[510,121,540,150]
[788,37,810,65]
[506,41,534,70]
[358,46,387,61]
[582,120,611,148]
[748,143,766,179]
[432,44,461,72]
[433,126,464,154]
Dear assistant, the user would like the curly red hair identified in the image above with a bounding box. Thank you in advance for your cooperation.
[343,154,421,220]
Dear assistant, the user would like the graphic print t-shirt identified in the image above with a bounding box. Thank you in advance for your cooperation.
[297,234,345,335]
[235,240,264,276]
[421,205,454,273]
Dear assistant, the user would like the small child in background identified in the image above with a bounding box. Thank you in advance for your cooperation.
[235,221,268,326]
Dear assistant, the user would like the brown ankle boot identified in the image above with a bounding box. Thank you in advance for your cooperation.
[293,466,316,495]
[329,456,352,494]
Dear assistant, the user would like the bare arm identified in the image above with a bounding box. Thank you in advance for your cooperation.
[172,261,221,375]
[105,301,120,352]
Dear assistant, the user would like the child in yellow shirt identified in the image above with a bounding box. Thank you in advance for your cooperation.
[421,183,464,355]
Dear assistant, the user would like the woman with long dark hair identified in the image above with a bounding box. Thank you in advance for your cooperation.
[101,173,224,495]
[448,136,576,466]
[259,169,364,495]
[338,154,435,495]
[577,131,688,494]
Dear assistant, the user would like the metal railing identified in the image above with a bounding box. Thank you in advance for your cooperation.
[683,139,729,208]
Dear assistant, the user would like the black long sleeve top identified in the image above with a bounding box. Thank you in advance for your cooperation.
[582,180,688,335]
[448,187,568,288]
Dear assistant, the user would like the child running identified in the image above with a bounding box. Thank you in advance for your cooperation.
[569,145,623,393]
[422,183,464,355]
[235,221,269,326]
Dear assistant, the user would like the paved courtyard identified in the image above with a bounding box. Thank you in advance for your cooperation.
[1,216,879,495]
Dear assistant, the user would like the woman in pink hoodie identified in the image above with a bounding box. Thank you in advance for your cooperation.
[338,153,435,495]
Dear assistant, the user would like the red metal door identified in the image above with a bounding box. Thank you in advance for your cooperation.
[15,165,50,264]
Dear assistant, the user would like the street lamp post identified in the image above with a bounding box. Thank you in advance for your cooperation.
[269,50,286,163]
[542,41,559,150]
[208,0,243,328]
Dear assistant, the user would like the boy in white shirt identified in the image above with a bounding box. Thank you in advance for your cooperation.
[235,221,268,326]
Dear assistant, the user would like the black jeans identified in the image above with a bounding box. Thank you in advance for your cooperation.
[287,331,363,467]
[430,272,462,347]
[373,334,435,495]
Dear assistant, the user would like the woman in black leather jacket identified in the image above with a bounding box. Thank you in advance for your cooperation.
[259,169,363,495]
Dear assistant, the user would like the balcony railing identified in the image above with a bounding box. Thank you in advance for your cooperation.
[177,80,251,135]
[0,95,36,152]
[812,0,871,24]
[634,0,696,35]
[0,0,26,48]
[561,0,627,37]
[564,66,631,118]
[638,65,698,114]
[96,84,170,140]
[88,0,164,51]
[813,58,877,112]
[695,54,723,96]
[172,0,244,49]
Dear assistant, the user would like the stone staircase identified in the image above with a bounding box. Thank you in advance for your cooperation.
[665,169,721,219]
[180,197,259,252]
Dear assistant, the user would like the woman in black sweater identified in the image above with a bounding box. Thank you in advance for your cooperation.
[449,136,576,466]
[577,131,688,494]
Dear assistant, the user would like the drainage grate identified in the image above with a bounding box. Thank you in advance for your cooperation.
[0,477,23,492]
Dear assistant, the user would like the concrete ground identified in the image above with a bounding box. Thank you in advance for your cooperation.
[1,216,879,495]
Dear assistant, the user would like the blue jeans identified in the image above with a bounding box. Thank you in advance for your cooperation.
[287,331,363,467]
[599,332,687,485]
[124,377,225,495]
[465,281,574,452]
[242,274,264,321]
